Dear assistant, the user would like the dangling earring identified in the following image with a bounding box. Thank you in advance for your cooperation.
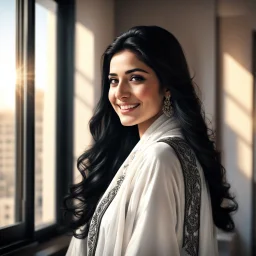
[162,94,173,117]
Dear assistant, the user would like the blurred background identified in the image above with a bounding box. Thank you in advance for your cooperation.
[0,0,255,255]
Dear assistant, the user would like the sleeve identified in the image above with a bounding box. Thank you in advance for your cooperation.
[124,142,184,256]
[66,236,87,256]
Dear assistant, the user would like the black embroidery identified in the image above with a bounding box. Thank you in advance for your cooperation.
[87,174,125,256]
[157,137,201,256]
[87,138,201,256]
[87,151,137,255]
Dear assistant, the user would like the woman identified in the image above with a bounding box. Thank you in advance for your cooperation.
[64,26,237,256]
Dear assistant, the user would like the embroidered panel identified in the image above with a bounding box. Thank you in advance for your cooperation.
[87,137,201,256]
[157,137,201,256]
[87,174,125,256]
[87,151,137,256]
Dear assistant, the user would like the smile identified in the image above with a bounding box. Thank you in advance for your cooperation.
[119,104,140,110]
[118,104,140,113]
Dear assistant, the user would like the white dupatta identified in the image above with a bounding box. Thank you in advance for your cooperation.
[66,114,218,256]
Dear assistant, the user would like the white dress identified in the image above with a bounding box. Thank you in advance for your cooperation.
[66,114,218,256]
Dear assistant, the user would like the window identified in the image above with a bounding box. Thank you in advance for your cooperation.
[253,30,256,256]
[35,0,57,230]
[0,0,17,230]
[0,0,75,254]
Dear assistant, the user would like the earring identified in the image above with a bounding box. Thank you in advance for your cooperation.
[162,95,173,117]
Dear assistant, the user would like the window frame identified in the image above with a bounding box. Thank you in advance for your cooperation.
[252,30,256,256]
[0,0,75,254]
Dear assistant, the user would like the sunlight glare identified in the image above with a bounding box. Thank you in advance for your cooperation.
[223,53,253,178]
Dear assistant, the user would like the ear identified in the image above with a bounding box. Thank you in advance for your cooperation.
[164,88,171,98]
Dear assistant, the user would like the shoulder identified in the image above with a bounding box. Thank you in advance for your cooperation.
[136,139,185,194]
[144,138,180,160]
[143,139,182,170]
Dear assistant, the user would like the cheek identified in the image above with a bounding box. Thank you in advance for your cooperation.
[108,89,114,104]
[136,85,158,102]
[135,86,152,100]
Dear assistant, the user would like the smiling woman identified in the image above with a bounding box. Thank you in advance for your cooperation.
[63,26,238,256]
[108,50,165,137]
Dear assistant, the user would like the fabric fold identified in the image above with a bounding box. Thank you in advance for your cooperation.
[66,114,218,256]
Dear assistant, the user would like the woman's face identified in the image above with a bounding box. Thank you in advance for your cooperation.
[108,50,166,137]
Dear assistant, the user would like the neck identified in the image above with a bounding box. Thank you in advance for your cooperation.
[137,112,164,138]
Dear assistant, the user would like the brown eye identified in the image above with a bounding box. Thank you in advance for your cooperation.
[109,78,118,85]
[130,75,145,82]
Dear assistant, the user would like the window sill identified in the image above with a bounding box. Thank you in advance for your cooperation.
[4,235,71,256]
[3,231,235,256]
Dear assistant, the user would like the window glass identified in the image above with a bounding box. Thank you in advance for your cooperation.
[0,0,16,228]
[35,0,57,229]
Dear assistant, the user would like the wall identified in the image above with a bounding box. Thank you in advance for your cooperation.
[115,0,216,126]
[74,0,216,177]
[218,1,256,255]
[74,0,114,180]
[73,0,256,254]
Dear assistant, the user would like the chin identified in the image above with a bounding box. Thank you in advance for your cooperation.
[118,116,139,126]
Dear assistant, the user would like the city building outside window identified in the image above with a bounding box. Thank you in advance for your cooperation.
[0,0,75,254]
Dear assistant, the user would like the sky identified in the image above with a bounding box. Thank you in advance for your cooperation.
[0,0,16,110]
[0,0,49,110]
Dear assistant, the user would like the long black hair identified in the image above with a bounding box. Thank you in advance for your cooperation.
[63,25,238,238]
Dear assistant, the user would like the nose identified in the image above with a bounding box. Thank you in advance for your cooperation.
[115,80,130,99]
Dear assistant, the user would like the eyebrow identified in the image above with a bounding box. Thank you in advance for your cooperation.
[109,68,149,76]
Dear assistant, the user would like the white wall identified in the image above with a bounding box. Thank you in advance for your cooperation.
[73,0,256,254]
[74,0,216,177]
[218,1,256,255]
[115,0,216,126]
[74,0,114,180]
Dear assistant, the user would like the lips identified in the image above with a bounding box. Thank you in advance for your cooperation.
[118,104,140,110]
[117,103,140,114]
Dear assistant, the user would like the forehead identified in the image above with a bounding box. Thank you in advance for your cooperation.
[109,50,148,72]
